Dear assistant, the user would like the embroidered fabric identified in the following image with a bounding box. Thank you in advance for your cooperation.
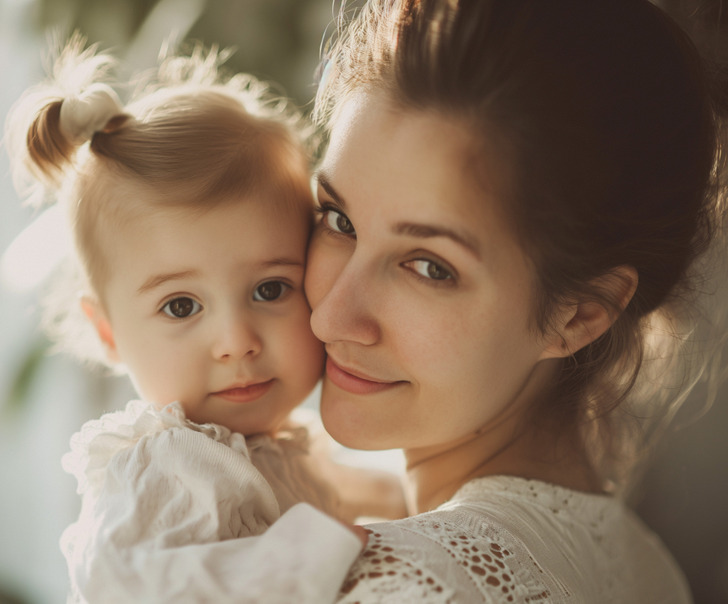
[338,476,692,603]
[60,400,359,603]
[248,411,341,518]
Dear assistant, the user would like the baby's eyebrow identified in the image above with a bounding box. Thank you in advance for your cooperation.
[137,270,198,294]
[136,260,302,295]
[260,258,304,269]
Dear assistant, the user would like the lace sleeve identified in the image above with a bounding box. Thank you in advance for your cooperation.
[338,525,457,603]
[337,513,559,603]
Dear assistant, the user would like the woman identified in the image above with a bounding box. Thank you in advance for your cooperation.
[303,0,726,601]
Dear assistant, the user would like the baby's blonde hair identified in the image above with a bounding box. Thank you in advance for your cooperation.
[7,35,314,366]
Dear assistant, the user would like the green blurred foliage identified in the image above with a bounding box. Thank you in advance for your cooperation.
[3,337,50,416]
[31,0,351,108]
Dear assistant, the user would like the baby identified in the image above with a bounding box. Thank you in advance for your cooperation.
[7,38,392,603]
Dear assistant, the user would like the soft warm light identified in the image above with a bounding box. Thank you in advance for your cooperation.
[0,204,72,292]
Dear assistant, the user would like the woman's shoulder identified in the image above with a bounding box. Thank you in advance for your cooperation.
[339,501,556,603]
[338,475,692,603]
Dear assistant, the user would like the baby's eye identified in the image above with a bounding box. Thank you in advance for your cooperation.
[162,297,202,318]
[253,281,290,302]
[318,204,356,237]
[407,259,454,282]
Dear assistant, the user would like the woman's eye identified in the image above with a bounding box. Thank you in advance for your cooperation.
[321,207,356,236]
[254,281,289,302]
[162,297,202,318]
[407,259,454,282]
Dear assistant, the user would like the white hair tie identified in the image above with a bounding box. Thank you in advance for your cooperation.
[59,84,124,145]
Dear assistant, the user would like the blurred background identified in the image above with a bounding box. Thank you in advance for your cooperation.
[0,0,726,602]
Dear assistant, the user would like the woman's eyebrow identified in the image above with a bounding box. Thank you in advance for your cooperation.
[316,171,480,258]
[315,172,347,210]
[393,222,481,259]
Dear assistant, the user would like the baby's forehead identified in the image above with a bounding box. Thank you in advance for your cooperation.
[80,164,313,287]
[99,195,310,290]
[106,188,311,236]
[101,170,311,216]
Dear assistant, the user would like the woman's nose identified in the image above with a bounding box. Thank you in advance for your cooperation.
[308,255,381,346]
[212,313,262,361]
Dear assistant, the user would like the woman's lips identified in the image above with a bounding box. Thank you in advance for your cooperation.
[212,379,274,403]
[325,357,403,395]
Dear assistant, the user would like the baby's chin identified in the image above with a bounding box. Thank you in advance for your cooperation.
[198,411,290,438]
[148,392,298,436]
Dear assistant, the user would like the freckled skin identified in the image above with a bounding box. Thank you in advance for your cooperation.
[306,93,555,454]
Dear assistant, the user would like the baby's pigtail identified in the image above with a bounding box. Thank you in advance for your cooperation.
[26,84,124,187]
[25,99,72,187]
[5,34,126,199]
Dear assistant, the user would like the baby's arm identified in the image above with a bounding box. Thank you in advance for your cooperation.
[68,503,362,603]
[302,424,408,522]
[62,402,363,603]
[258,410,407,523]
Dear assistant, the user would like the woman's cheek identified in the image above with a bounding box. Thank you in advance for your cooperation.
[304,234,347,311]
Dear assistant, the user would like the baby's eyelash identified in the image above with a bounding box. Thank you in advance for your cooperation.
[160,296,203,319]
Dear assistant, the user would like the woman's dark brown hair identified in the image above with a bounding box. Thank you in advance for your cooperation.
[315,0,727,487]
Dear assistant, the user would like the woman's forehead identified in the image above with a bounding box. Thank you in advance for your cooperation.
[325,95,460,187]
[317,93,530,281]
[322,94,509,228]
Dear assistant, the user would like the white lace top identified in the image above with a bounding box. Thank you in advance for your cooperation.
[60,400,361,604]
[339,476,692,603]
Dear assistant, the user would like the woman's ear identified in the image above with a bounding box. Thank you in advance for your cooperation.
[80,295,121,363]
[541,265,638,359]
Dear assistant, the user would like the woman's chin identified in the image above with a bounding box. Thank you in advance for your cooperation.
[319,391,393,451]
[321,414,379,450]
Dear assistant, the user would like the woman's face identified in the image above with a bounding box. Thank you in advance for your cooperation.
[305,93,560,454]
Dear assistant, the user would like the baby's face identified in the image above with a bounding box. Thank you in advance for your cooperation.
[93,195,323,435]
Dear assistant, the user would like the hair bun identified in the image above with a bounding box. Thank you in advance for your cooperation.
[59,84,124,145]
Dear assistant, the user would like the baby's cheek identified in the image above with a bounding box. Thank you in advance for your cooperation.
[292,321,325,382]
[132,359,187,406]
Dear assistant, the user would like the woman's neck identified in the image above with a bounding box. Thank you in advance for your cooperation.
[403,368,604,514]
[404,425,602,514]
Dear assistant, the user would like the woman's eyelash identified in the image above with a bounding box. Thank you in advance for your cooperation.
[315,202,356,237]
[314,201,343,219]
[315,201,456,288]
[403,258,458,288]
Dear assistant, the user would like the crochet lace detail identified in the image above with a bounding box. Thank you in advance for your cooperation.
[338,509,557,603]
[336,475,693,603]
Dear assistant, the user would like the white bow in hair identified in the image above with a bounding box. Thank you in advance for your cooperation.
[59,84,124,145]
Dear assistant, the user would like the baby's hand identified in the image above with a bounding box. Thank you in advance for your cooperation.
[302,415,408,521]
[345,523,369,548]
[332,465,408,522]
